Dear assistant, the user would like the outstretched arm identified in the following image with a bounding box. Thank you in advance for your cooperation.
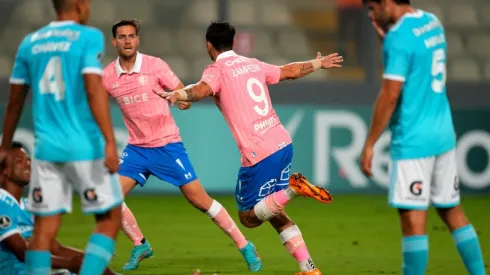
[154,83,213,105]
[278,52,343,81]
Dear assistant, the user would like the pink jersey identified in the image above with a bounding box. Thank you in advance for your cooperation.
[103,52,182,147]
[200,51,292,167]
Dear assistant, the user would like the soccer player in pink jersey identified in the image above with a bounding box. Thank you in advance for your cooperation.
[156,21,342,275]
[102,20,262,272]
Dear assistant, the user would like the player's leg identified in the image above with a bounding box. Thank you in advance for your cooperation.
[26,160,71,275]
[118,145,153,270]
[70,160,124,275]
[238,144,332,228]
[389,158,432,275]
[149,142,261,271]
[269,212,319,275]
[431,150,485,275]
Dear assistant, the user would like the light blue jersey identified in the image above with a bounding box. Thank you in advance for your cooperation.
[382,10,456,160]
[0,189,34,275]
[10,21,105,162]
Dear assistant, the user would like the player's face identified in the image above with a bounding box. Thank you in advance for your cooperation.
[366,0,392,30]
[76,0,90,25]
[3,148,30,187]
[113,26,139,59]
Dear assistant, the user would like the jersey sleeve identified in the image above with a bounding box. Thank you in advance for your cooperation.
[9,36,31,85]
[0,205,20,242]
[260,61,281,85]
[382,32,411,82]
[81,28,105,76]
[200,64,222,95]
[156,59,181,90]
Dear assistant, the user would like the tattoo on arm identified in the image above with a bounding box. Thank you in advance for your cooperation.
[184,87,196,101]
[299,63,314,77]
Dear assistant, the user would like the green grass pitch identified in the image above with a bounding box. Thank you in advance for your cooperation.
[57,195,489,275]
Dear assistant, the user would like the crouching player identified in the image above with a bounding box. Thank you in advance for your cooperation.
[0,142,118,275]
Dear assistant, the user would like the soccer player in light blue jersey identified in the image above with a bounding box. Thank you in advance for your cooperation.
[360,1,486,274]
[0,0,123,274]
[0,142,118,275]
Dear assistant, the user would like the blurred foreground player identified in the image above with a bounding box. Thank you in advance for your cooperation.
[156,21,341,275]
[0,142,118,275]
[360,1,486,274]
[102,19,262,271]
[0,0,123,274]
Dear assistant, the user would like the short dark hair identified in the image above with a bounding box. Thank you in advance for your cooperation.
[51,0,76,13]
[363,0,410,4]
[205,20,236,52]
[112,19,141,38]
[11,142,24,150]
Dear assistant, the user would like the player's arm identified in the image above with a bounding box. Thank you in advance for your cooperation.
[50,239,116,275]
[169,82,213,103]
[278,52,343,81]
[1,37,31,151]
[364,79,402,147]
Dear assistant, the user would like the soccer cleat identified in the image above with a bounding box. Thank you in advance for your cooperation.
[295,268,323,275]
[239,241,263,272]
[122,241,154,270]
[289,173,333,204]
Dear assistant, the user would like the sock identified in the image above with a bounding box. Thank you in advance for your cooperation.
[402,235,429,275]
[79,233,115,275]
[253,187,297,221]
[206,200,248,249]
[452,224,486,275]
[121,202,145,246]
[280,225,316,272]
[26,250,51,275]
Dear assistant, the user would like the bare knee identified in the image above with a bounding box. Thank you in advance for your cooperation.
[95,205,122,239]
[269,212,294,233]
[239,211,262,228]
[180,180,213,212]
[398,209,427,236]
[436,205,469,232]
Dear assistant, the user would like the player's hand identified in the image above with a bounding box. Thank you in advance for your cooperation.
[360,145,374,177]
[316,52,343,69]
[104,142,119,174]
[369,12,386,40]
[153,89,180,106]
[177,101,192,110]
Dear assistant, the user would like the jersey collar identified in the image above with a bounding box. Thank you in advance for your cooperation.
[48,20,76,27]
[216,50,237,61]
[116,52,143,78]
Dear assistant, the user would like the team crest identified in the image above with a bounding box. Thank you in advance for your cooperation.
[138,76,147,85]
[0,216,12,229]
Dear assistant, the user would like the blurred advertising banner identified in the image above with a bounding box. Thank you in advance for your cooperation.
[2,104,489,194]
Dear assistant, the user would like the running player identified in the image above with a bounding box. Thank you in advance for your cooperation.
[0,1,123,274]
[102,19,262,271]
[360,1,485,274]
[0,142,117,275]
[155,21,341,275]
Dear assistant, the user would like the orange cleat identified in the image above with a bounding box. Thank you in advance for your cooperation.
[295,268,323,275]
[289,173,333,204]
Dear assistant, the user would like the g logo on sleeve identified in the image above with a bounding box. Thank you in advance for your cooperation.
[0,216,12,229]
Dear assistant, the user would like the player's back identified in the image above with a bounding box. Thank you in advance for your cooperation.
[12,21,105,162]
[204,51,292,167]
[384,10,456,160]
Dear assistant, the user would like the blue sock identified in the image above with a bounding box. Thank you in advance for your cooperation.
[402,235,429,275]
[452,224,486,275]
[26,250,51,275]
[79,233,115,275]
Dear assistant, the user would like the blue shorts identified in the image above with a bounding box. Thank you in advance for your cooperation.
[235,144,293,211]
[119,142,198,187]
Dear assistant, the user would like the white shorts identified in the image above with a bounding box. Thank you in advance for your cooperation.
[388,149,460,210]
[28,159,123,216]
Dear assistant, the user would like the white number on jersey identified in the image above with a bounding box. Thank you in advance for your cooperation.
[39,56,66,100]
[431,49,447,93]
[246,78,269,116]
